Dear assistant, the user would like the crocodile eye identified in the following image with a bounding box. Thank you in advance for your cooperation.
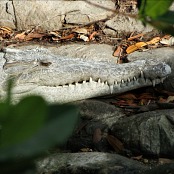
[39,61,52,67]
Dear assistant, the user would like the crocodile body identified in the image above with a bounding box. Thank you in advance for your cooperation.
[0,46,172,103]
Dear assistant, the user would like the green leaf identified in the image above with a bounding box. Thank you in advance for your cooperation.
[0,96,47,148]
[156,11,174,24]
[148,11,174,36]
[0,104,78,161]
[139,0,173,19]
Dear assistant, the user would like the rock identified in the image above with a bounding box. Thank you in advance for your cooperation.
[105,14,154,33]
[143,163,174,174]
[103,28,117,36]
[111,109,174,157]
[67,100,125,152]
[5,0,115,31]
[36,152,148,174]
[77,100,124,124]
[0,1,16,29]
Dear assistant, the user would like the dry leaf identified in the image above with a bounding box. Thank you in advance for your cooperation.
[158,97,167,103]
[138,93,156,100]
[15,31,26,40]
[113,45,123,57]
[166,96,174,103]
[159,158,174,164]
[126,42,147,54]
[131,155,143,160]
[49,31,60,37]
[73,28,88,34]
[93,128,102,143]
[126,37,160,54]
[79,34,89,42]
[126,45,139,54]
[60,33,75,40]
[160,36,174,46]
[89,31,97,40]
[80,148,93,152]
[128,33,144,41]
[24,32,46,41]
[146,37,160,45]
[0,26,13,35]
[106,135,124,153]
[118,93,137,100]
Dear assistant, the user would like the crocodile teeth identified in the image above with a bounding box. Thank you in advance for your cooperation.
[140,71,144,78]
[105,81,108,85]
[101,82,104,86]
[83,80,86,84]
[110,85,113,94]
[98,78,101,83]
[152,80,156,87]
[114,81,118,85]
[127,78,131,83]
[160,77,165,83]
[133,77,137,81]
[121,80,124,83]
[89,77,92,82]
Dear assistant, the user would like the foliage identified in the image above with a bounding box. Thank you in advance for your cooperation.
[0,80,79,173]
[138,0,174,35]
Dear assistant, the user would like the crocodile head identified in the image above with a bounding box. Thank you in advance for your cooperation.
[0,46,171,103]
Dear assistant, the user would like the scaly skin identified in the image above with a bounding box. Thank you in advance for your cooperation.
[0,46,171,103]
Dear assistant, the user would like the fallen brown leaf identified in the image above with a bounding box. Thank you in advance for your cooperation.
[60,33,75,40]
[89,31,97,40]
[131,155,143,160]
[160,36,174,46]
[93,128,102,143]
[126,42,147,54]
[146,37,160,45]
[128,33,144,41]
[0,26,13,35]
[106,135,124,153]
[166,96,174,103]
[118,93,137,100]
[15,31,26,40]
[73,28,88,34]
[113,45,123,57]
[126,37,161,54]
[138,93,156,100]
[80,148,93,152]
[24,32,46,41]
[159,158,174,164]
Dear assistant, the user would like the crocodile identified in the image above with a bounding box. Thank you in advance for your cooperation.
[0,45,172,103]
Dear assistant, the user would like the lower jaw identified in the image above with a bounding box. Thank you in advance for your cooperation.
[9,77,163,103]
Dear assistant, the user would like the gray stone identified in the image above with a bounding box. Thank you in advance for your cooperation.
[77,100,124,127]
[105,14,154,33]
[111,109,174,157]
[67,100,125,152]
[143,163,174,174]
[36,152,148,174]
[0,1,15,29]
[103,28,117,36]
[11,0,115,31]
